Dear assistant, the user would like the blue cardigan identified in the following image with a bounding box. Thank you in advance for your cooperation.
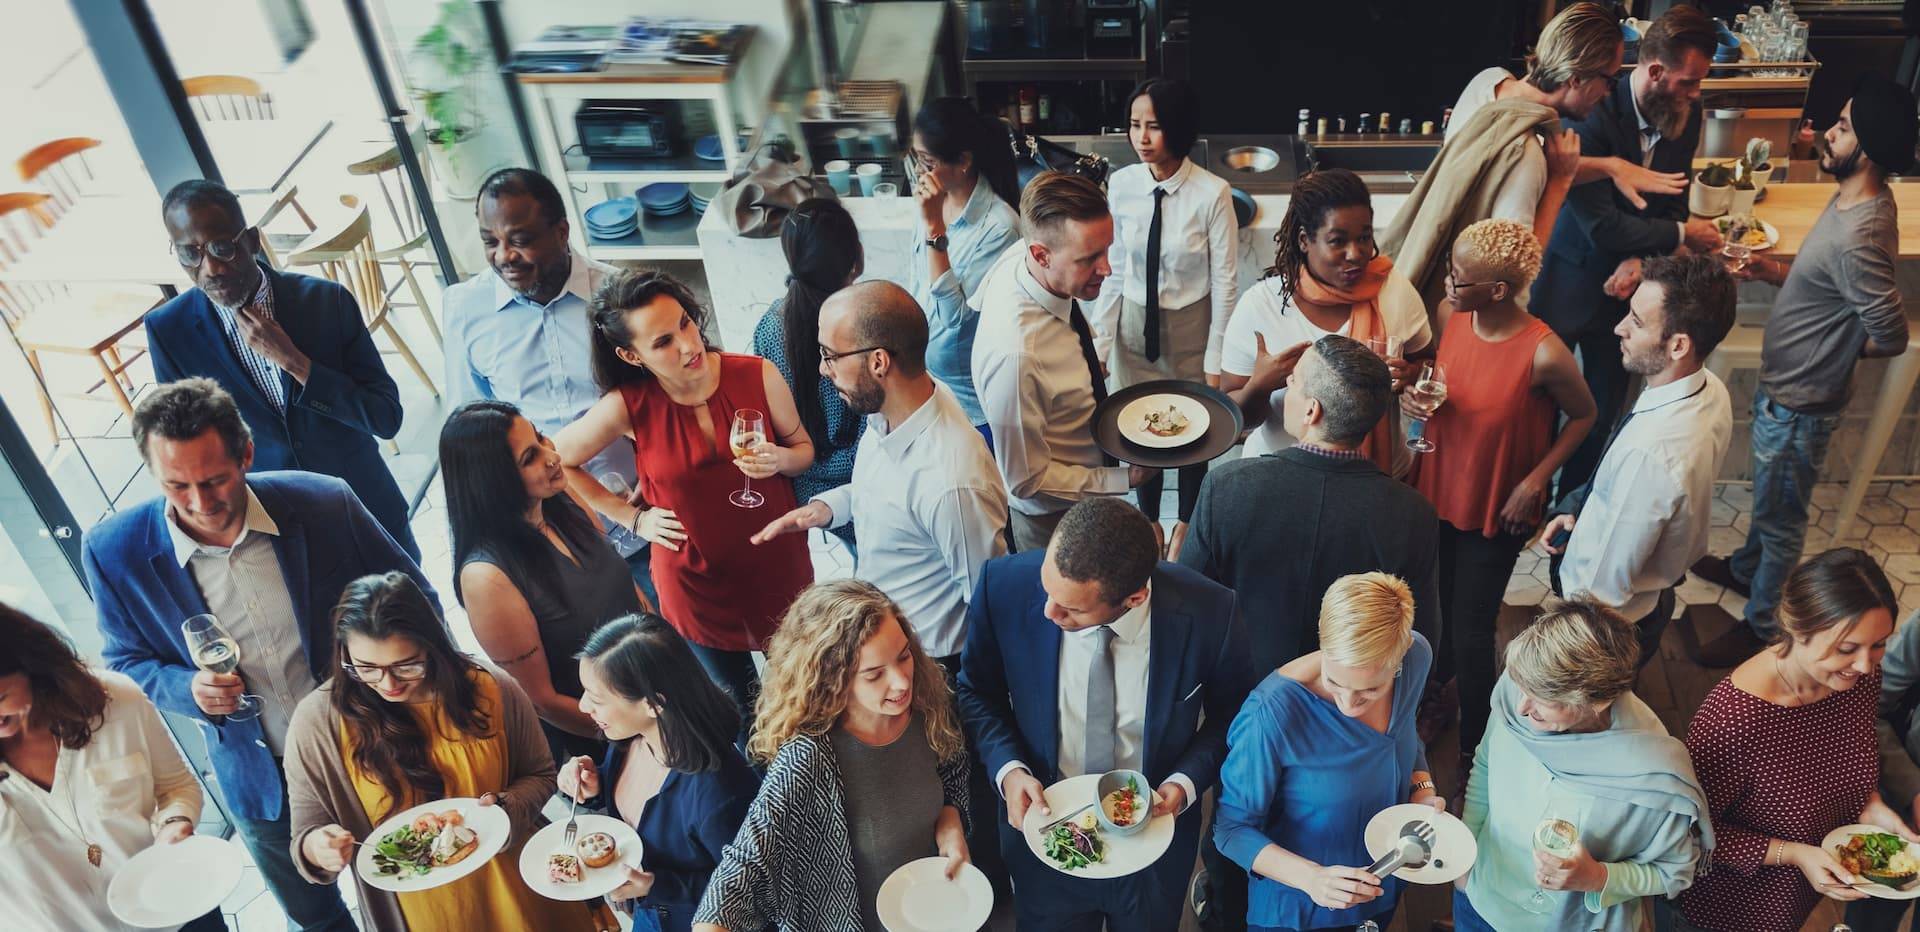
[588,739,760,932]
[143,263,419,561]
[82,471,439,821]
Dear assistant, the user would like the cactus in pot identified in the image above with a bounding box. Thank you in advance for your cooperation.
[1690,160,1737,218]
[1745,137,1774,192]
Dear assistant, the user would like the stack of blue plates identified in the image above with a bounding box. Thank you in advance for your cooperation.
[689,182,721,215]
[639,183,691,218]
[583,198,638,240]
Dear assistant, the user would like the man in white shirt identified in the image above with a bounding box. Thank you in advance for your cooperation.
[956,497,1256,931]
[972,172,1153,552]
[1542,254,1736,668]
[752,280,1008,666]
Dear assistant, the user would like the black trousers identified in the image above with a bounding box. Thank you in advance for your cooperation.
[1548,555,1674,673]
[935,652,1011,903]
[1556,322,1632,501]
[1436,521,1531,759]
[1138,461,1207,524]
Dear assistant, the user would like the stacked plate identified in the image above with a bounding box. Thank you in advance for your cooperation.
[693,134,726,162]
[689,182,722,215]
[639,183,691,218]
[583,197,639,240]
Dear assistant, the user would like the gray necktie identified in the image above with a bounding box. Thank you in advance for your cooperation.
[1084,624,1119,774]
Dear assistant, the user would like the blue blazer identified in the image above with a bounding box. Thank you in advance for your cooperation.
[956,552,1258,891]
[144,264,419,561]
[1532,74,1703,339]
[81,471,440,821]
[590,740,760,932]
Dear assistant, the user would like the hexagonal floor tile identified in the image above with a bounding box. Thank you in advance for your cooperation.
[1503,578,1550,608]
[1858,499,1909,526]
[1872,526,1920,555]
[1708,525,1748,556]
[1717,483,1754,510]
[1813,484,1848,509]
[1709,499,1736,527]
[1891,483,1920,509]
[1675,574,1727,609]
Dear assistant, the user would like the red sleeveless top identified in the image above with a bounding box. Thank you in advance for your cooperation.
[620,352,812,651]
[1411,316,1558,539]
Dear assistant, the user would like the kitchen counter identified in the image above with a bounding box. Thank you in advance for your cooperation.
[1719,180,1920,258]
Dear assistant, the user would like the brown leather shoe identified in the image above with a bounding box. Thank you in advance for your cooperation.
[1681,603,1769,667]
[1690,554,1752,599]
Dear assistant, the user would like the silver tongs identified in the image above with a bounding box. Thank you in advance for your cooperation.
[1364,820,1437,877]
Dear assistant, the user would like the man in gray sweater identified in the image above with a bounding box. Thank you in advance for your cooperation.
[1688,75,1916,667]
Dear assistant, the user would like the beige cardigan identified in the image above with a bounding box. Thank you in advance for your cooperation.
[282,667,558,932]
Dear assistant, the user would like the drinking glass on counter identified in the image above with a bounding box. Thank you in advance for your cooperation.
[183,613,260,721]
[872,182,899,198]
[1404,361,1448,453]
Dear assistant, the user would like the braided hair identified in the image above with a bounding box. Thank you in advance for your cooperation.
[1264,168,1373,299]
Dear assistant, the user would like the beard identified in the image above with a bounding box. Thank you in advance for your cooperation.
[836,370,886,415]
[1621,339,1669,377]
[497,253,572,300]
[1820,143,1864,180]
[1637,82,1691,140]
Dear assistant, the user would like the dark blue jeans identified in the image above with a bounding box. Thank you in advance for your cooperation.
[1451,889,1497,932]
[1729,389,1840,638]
[231,766,354,931]
[686,641,760,750]
[625,546,659,608]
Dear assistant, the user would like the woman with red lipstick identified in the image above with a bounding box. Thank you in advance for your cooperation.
[558,270,814,733]
[693,580,971,932]
[286,572,610,932]
[444,400,646,766]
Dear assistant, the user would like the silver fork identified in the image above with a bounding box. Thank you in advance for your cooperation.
[562,793,580,848]
[1365,820,1439,877]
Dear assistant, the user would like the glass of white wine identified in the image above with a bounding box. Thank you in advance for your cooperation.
[1524,799,1581,915]
[729,409,767,509]
[1404,361,1448,453]
[182,613,260,721]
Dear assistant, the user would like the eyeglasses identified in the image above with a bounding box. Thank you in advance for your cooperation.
[1445,269,1504,292]
[818,344,883,365]
[341,658,430,683]
[172,229,255,269]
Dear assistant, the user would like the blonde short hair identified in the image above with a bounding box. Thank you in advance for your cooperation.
[1504,597,1639,708]
[1524,2,1623,93]
[1020,171,1109,247]
[1318,572,1416,669]
[1456,218,1544,289]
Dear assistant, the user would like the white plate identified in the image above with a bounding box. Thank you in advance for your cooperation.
[1363,804,1476,885]
[1117,393,1211,449]
[1715,216,1781,250]
[876,857,994,932]
[519,813,644,901]
[108,835,245,928]
[1820,824,1920,900]
[1022,773,1175,879]
[355,797,512,893]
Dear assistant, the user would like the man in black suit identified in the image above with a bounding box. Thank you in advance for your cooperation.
[1532,3,1724,499]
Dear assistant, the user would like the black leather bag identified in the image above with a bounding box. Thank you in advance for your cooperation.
[1011,132,1112,192]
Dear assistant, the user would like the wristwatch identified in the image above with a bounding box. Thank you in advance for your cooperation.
[925,232,949,252]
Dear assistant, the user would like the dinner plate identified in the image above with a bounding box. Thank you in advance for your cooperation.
[694,135,725,161]
[876,857,993,932]
[584,198,638,227]
[1820,824,1920,900]
[1362,804,1476,885]
[1713,215,1780,250]
[639,183,691,212]
[519,814,644,901]
[1022,773,1175,879]
[1092,380,1243,469]
[1116,393,1211,449]
[108,834,246,928]
[356,797,512,893]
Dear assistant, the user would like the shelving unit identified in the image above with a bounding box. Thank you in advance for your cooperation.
[516,35,753,263]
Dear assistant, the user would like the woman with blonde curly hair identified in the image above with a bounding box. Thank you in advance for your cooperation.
[693,579,969,932]
[1408,217,1595,766]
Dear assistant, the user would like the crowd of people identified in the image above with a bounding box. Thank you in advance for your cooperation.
[4,3,1920,932]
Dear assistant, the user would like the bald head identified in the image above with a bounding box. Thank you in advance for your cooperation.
[821,280,930,378]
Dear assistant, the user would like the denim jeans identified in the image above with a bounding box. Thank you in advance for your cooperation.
[1450,889,1498,932]
[686,641,760,751]
[231,765,355,932]
[1729,389,1840,638]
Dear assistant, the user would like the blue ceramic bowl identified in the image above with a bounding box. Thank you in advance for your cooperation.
[1230,188,1256,229]
[1094,770,1152,837]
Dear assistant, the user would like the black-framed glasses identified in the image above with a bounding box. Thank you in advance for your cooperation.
[171,229,254,269]
[819,343,883,365]
[1444,269,1504,292]
[341,657,430,683]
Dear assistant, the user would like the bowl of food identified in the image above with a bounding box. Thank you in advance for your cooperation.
[1095,769,1152,837]
[1837,832,1920,890]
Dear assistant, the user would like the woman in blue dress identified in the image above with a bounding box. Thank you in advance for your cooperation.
[557,613,761,932]
[1214,572,1440,932]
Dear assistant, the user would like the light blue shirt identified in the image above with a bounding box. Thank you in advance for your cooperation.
[907,179,1020,426]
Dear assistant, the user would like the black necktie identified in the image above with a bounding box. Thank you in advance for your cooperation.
[1144,187,1165,362]
[1069,300,1108,404]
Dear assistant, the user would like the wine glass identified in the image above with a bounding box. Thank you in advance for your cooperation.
[1404,361,1448,453]
[1523,791,1582,915]
[181,613,260,721]
[728,409,767,509]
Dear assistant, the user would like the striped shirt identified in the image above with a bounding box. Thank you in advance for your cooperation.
[211,273,285,414]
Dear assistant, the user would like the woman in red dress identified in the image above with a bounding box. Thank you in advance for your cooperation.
[558,269,814,723]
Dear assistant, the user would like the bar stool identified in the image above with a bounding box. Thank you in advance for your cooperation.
[1834,331,1920,541]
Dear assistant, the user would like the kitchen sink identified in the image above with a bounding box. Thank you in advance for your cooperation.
[1294,138,1441,175]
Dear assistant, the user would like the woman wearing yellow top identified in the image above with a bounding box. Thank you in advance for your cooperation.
[285,571,613,931]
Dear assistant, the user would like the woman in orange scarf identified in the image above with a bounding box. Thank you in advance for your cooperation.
[1218,169,1433,478]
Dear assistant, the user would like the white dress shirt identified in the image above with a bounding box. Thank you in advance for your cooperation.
[1562,368,1732,620]
[995,590,1197,810]
[812,383,1009,657]
[1092,158,1240,373]
[971,244,1131,515]
[167,485,317,754]
[0,672,203,932]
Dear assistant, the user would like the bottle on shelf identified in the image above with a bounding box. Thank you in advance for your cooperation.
[1378,112,1392,133]
[1018,85,1038,132]
[1297,108,1310,136]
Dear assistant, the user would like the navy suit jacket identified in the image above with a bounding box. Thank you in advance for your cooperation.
[144,263,418,560]
[82,471,439,821]
[1532,75,1702,339]
[956,552,1258,892]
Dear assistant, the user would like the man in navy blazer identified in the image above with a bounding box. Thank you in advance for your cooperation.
[1531,4,1723,499]
[145,179,419,560]
[83,379,437,931]
[957,497,1258,931]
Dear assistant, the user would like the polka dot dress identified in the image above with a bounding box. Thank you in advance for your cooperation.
[1676,672,1880,932]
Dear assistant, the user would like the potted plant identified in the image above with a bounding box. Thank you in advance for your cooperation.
[1729,160,1758,216]
[409,1,497,198]
[1690,160,1735,218]
[1745,137,1774,197]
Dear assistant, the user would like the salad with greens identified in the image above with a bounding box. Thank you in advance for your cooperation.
[1043,812,1106,870]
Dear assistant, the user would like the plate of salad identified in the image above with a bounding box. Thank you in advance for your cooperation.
[355,797,511,893]
[1823,824,1920,900]
[1021,774,1174,879]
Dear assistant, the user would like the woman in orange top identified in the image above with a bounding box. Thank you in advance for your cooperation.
[1407,218,1595,777]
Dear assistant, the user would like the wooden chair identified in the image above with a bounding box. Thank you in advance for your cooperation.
[0,192,161,442]
[181,75,274,121]
[18,137,105,208]
[344,136,441,345]
[286,201,438,405]
[245,184,318,269]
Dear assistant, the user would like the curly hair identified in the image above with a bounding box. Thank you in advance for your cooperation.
[1264,168,1372,298]
[1455,217,1544,289]
[747,580,965,765]
[1504,597,1640,708]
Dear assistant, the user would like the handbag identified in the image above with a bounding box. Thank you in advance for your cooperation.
[1011,132,1112,192]
[715,141,833,238]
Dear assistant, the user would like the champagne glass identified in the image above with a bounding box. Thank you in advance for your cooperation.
[1404,362,1448,453]
[1524,793,1582,915]
[182,613,260,721]
[728,409,767,509]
